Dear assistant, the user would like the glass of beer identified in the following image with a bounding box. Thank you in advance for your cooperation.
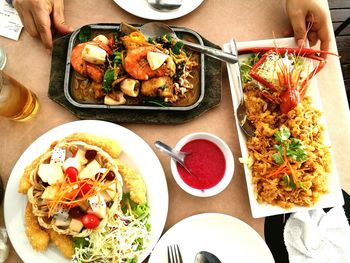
[0,70,39,121]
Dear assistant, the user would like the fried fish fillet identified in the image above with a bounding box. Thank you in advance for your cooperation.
[18,153,45,194]
[62,132,122,158]
[24,202,50,251]
[48,229,74,259]
[117,160,147,204]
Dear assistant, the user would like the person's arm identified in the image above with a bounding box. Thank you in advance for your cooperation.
[12,0,73,49]
[285,0,332,52]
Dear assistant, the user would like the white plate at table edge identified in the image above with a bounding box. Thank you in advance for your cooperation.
[223,37,344,218]
[4,120,169,263]
[148,213,274,263]
[113,0,204,20]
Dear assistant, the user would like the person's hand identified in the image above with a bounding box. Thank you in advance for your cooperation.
[13,0,74,49]
[285,0,332,52]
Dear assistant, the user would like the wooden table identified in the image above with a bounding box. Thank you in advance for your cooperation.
[1,0,349,262]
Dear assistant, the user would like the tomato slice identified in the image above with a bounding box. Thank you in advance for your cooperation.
[79,179,93,195]
[65,167,78,182]
[81,213,100,229]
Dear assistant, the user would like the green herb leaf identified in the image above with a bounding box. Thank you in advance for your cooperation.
[240,63,252,83]
[289,177,296,190]
[274,127,291,143]
[121,193,150,224]
[102,69,115,93]
[73,237,90,249]
[172,41,184,55]
[286,138,307,162]
[78,26,92,42]
[143,97,169,107]
[273,127,308,165]
[113,51,123,65]
[272,152,284,165]
[166,34,173,42]
[282,174,290,186]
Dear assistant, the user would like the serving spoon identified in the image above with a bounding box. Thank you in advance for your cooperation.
[154,140,193,175]
[228,39,255,137]
[147,0,182,11]
[140,22,238,64]
[195,251,222,263]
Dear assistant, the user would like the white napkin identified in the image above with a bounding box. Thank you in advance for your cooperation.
[0,1,23,40]
[284,207,350,263]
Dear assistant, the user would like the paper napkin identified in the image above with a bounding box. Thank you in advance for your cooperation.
[284,207,350,263]
[0,1,23,41]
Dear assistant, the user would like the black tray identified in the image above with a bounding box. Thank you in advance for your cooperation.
[48,25,222,124]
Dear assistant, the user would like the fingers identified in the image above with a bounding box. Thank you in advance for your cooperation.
[13,0,39,37]
[307,31,318,47]
[286,4,308,46]
[52,0,74,35]
[32,7,53,49]
[13,0,53,49]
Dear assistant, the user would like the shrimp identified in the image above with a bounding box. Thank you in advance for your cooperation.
[70,42,106,83]
[124,46,169,81]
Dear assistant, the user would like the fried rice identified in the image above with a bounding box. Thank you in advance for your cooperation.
[244,83,331,209]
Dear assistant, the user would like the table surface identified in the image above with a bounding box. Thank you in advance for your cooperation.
[1,0,350,262]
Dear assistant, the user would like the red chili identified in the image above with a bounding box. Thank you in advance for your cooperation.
[98,42,113,56]
[108,37,115,49]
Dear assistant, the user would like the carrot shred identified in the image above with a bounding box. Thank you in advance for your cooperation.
[47,168,117,217]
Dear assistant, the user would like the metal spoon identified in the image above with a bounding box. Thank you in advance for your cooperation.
[154,140,192,175]
[195,251,222,263]
[228,39,255,137]
[147,0,182,11]
[140,22,238,64]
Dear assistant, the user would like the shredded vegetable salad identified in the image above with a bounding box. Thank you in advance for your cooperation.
[72,193,150,263]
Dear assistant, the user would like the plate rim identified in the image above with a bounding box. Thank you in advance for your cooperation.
[4,120,169,263]
[148,212,274,262]
[113,0,204,21]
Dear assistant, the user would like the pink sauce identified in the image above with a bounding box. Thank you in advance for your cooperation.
[176,139,226,190]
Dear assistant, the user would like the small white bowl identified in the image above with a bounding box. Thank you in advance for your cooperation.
[170,132,235,197]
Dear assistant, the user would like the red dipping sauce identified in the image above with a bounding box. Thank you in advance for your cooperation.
[176,139,226,190]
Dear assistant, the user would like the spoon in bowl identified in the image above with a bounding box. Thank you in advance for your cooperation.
[195,251,222,263]
[140,22,238,64]
[154,140,193,175]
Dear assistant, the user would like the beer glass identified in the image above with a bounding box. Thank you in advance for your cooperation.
[0,70,39,121]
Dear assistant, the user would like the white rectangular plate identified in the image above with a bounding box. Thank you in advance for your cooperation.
[224,37,344,218]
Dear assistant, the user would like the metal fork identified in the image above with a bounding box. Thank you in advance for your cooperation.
[228,39,255,137]
[167,244,183,263]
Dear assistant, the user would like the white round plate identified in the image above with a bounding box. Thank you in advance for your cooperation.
[113,0,204,20]
[148,213,274,263]
[4,120,168,263]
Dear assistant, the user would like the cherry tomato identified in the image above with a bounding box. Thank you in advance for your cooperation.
[81,214,100,229]
[69,206,85,219]
[65,167,78,182]
[80,179,93,195]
